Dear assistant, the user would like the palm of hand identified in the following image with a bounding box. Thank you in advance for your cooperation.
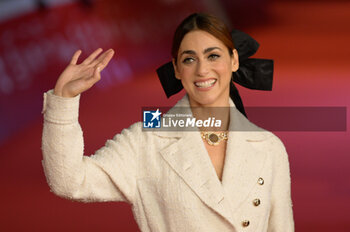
[54,48,115,97]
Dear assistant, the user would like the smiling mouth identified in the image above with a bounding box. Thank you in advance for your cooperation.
[194,79,217,88]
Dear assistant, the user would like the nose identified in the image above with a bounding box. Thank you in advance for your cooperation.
[196,60,209,77]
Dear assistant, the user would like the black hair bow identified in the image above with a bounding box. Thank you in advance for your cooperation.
[156,29,273,118]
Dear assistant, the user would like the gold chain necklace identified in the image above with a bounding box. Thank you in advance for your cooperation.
[200,131,228,146]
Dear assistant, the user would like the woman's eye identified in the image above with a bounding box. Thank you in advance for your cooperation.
[182,57,195,64]
[208,54,220,61]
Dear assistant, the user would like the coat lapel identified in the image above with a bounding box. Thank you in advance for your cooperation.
[153,94,271,227]
[158,131,235,225]
[222,100,271,213]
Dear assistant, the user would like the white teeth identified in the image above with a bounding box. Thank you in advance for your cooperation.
[195,79,216,88]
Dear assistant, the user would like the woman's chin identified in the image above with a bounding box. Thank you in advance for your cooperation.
[188,95,219,107]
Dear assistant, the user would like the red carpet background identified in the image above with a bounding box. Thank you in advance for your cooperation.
[0,1,349,231]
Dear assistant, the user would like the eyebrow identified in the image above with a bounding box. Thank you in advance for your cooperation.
[180,47,222,57]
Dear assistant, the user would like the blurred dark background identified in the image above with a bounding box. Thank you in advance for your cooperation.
[0,0,349,231]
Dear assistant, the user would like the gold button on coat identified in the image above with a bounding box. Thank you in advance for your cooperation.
[258,177,264,185]
[253,198,261,206]
[242,220,250,227]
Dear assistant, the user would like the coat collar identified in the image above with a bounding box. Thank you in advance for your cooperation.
[154,94,272,227]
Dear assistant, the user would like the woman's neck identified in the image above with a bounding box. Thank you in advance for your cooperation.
[189,97,231,132]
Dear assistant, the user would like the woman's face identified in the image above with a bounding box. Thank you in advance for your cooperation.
[173,30,239,107]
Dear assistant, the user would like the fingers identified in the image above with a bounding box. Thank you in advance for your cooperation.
[91,49,115,69]
[100,49,115,67]
[85,65,102,87]
[70,50,82,65]
[82,48,103,65]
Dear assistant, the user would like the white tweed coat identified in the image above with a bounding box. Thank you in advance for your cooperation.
[41,90,294,232]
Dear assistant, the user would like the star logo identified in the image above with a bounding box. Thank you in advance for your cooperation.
[150,109,161,121]
[143,108,162,128]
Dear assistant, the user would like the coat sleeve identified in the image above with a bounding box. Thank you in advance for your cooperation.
[267,137,295,232]
[41,90,141,204]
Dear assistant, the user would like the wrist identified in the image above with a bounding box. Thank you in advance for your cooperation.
[53,88,63,97]
[54,87,76,98]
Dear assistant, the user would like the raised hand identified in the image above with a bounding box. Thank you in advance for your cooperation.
[54,48,115,98]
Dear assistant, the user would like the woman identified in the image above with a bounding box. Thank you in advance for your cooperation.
[42,13,294,231]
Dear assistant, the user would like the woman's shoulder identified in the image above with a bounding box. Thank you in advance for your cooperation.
[114,121,169,142]
[236,112,287,157]
[247,121,287,152]
[229,103,286,149]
